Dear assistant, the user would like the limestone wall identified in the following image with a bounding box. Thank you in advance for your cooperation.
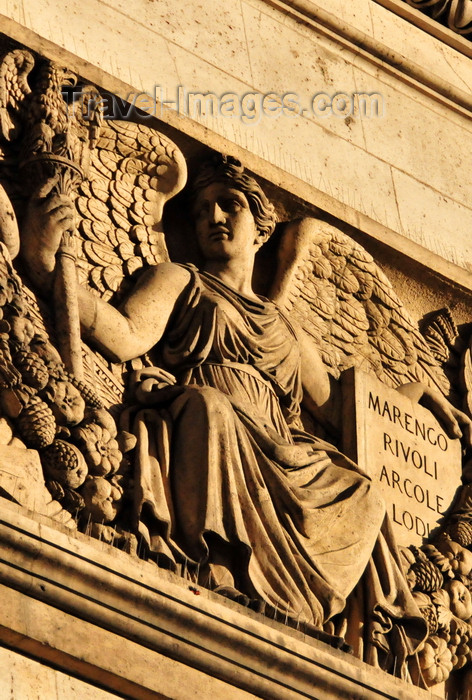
[0,647,120,700]
[0,0,471,290]
[0,3,470,698]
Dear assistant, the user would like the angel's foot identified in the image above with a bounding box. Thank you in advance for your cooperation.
[213,584,251,607]
[301,620,352,652]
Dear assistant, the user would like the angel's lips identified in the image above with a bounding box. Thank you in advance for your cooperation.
[208,228,230,240]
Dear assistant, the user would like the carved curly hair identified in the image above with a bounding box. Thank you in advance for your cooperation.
[191,154,277,238]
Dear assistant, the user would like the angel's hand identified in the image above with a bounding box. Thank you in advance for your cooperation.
[130,367,177,405]
[396,382,472,448]
[26,177,75,248]
[21,177,75,288]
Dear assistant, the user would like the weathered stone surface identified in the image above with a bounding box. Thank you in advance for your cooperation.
[0,500,442,700]
[0,2,470,696]
[342,368,462,546]
[0,443,47,509]
[0,443,76,528]
[0,646,120,700]
[0,0,471,286]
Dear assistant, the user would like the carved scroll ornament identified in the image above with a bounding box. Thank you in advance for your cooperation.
[403,0,472,38]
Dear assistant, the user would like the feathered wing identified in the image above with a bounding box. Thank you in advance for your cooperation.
[0,49,35,258]
[67,118,188,404]
[74,119,187,302]
[0,55,189,528]
[0,48,34,145]
[269,218,450,395]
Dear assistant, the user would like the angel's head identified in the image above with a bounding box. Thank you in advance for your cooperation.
[190,155,277,261]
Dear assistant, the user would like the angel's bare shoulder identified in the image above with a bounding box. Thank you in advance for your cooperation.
[127,262,192,303]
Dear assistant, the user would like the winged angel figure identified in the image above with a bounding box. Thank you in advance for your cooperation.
[2,48,471,687]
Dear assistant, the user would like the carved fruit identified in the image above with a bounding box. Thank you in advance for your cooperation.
[81,476,122,522]
[46,479,65,501]
[436,539,472,577]
[17,396,56,448]
[46,379,86,426]
[411,560,444,593]
[69,376,103,409]
[74,422,122,476]
[448,521,472,548]
[41,439,88,489]
[46,480,85,513]
[421,605,439,635]
[14,349,49,390]
[60,488,85,513]
[445,580,472,621]
[10,316,34,345]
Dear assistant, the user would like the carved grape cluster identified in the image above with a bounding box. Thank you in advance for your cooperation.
[405,534,472,686]
[0,242,136,527]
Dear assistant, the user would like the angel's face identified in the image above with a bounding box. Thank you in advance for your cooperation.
[193,182,261,262]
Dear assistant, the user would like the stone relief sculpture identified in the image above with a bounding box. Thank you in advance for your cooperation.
[2,47,472,690]
[404,0,472,38]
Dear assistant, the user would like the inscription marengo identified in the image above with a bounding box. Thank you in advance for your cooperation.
[343,370,461,547]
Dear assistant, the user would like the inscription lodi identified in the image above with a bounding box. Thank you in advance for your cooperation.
[342,370,461,546]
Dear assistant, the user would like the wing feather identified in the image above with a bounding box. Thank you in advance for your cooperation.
[0,49,34,143]
[269,218,451,394]
[75,119,186,301]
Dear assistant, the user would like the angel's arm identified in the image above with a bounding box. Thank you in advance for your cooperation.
[298,328,341,434]
[20,184,191,363]
[78,263,191,363]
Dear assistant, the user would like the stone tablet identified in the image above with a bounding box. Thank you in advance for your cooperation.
[342,368,462,546]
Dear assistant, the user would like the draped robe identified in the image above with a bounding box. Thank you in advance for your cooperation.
[132,265,427,678]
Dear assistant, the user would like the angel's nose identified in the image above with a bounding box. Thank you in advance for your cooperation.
[209,201,226,224]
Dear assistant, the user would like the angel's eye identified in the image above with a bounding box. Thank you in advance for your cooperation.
[221,198,242,212]
[194,202,209,218]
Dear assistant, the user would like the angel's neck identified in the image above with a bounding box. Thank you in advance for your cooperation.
[202,259,257,299]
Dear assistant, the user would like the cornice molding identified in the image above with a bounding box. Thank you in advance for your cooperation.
[0,501,439,700]
[262,0,472,114]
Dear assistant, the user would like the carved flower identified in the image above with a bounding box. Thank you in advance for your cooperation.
[445,580,472,621]
[75,422,122,476]
[46,378,86,426]
[419,636,453,686]
[81,476,123,522]
[436,539,472,578]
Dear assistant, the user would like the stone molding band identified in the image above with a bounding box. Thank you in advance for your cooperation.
[264,0,472,112]
[0,502,436,700]
[1,10,472,300]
